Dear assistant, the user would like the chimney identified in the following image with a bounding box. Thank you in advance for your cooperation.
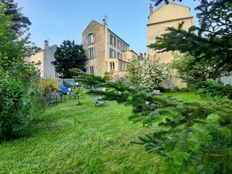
[44,40,49,49]
[149,3,153,16]
[144,53,147,58]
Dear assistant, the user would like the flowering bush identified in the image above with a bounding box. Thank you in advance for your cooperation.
[40,79,59,91]
[127,58,170,91]
[140,58,169,91]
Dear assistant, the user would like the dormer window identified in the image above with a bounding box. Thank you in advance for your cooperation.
[88,33,95,45]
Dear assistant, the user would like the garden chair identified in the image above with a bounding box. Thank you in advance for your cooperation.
[92,95,107,107]
[152,90,161,95]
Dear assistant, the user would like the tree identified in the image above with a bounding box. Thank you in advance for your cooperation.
[0,4,41,142]
[170,53,216,82]
[53,40,87,78]
[127,59,142,86]
[72,69,232,173]
[0,3,24,74]
[149,0,232,79]
[151,0,197,6]
[0,0,31,37]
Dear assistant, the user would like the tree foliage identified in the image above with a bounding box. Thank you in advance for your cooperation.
[0,4,23,74]
[0,4,42,142]
[0,0,31,37]
[170,53,215,82]
[72,69,232,173]
[127,59,142,86]
[53,40,87,78]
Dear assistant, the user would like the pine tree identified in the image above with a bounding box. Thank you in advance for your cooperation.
[72,68,232,173]
[149,0,232,78]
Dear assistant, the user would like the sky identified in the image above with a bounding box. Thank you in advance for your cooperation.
[15,0,200,53]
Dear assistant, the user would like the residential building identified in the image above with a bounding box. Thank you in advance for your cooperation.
[147,2,194,88]
[30,40,57,78]
[82,20,137,77]
[147,2,194,63]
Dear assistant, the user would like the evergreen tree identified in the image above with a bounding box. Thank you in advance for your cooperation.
[0,0,31,37]
[149,0,232,78]
[0,0,40,57]
[53,41,87,78]
[72,69,232,173]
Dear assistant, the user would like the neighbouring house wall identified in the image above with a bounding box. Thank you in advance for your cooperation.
[106,30,129,73]
[30,50,45,78]
[82,20,107,77]
[30,42,57,79]
[147,3,194,89]
[123,50,138,62]
[44,45,57,78]
[147,3,193,63]
[82,20,133,77]
[149,3,192,24]
[147,18,193,63]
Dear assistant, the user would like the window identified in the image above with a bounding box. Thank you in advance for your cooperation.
[122,43,128,51]
[88,33,95,45]
[90,66,94,74]
[86,66,94,74]
[110,34,116,47]
[88,48,95,59]
[110,34,114,45]
[109,48,113,58]
[117,52,122,59]
[117,40,122,50]
[119,61,126,71]
[110,62,115,72]
[114,38,116,47]
[109,48,116,58]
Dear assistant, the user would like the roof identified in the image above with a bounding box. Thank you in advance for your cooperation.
[108,28,130,46]
[148,2,193,26]
[83,20,130,46]
[130,50,138,55]
[82,20,101,34]
[153,2,191,14]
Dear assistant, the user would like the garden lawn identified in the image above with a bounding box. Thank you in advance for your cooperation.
[0,96,161,174]
[0,92,213,174]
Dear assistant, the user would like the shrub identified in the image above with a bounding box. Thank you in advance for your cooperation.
[71,86,86,104]
[40,78,59,91]
[0,77,32,141]
[40,78,60,104]
[127,58,170,91]
[195,80,232,99]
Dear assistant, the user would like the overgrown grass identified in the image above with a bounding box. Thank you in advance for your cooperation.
[0,92,215,173]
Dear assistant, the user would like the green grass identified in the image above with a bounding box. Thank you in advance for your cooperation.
[161,91,220,103]
[0,92,214,174]
[0,97,162,174]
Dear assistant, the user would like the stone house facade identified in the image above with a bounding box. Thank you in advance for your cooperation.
[82,20,138,77]
[147,2,194,88]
